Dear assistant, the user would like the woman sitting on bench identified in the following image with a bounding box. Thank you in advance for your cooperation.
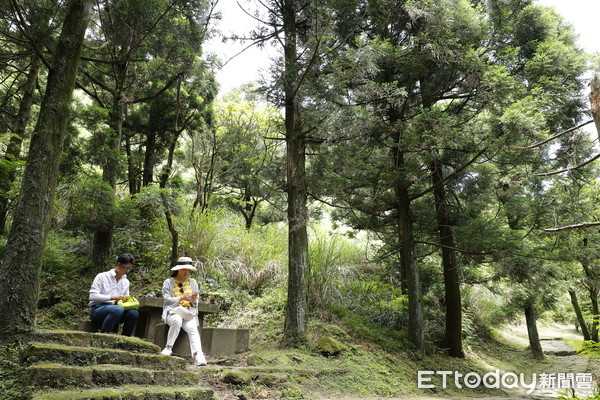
[160,257,207,366]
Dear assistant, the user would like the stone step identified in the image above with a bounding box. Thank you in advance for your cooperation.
[32,384,215,400]
[22,342,187,370]
[30,329,160,354]
[197,365,347,377]
[28,363,202,389]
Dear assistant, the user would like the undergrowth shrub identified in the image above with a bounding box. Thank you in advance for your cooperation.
[462,285,508,340]
[177,207,287,295]
[340,278,408,330]
[331,306,409,352]
[306,228,365,310]
[0,342,32,400]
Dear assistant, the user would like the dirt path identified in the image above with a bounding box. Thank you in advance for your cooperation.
[419,324,595,399]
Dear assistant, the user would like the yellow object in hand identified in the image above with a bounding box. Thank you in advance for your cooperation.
[179,300,191,307]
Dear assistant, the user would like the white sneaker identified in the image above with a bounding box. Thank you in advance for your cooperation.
[160,347,172,356]
[194,353,207,366]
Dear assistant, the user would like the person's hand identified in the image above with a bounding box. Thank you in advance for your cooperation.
[111,295,127,301]
[182,294,196,302]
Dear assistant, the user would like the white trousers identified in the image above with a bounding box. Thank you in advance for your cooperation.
[165,313,203,356]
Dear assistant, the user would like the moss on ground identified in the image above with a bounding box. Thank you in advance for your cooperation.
[32,385,215,400]
[204,292,558,400]
[31,329,160,354]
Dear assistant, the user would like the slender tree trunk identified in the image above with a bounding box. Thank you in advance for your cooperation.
[569,289,591,341]
[240,185,258,230]
[0,0,92,337]
[589,288,599,342]
[396,183,423,349]
[524,303,544,358]
[590,75,600,140]
[282,0,307,346]
[159,102,184,264]
[125,135,139,195]
[581,261,599,342]
[143,100,160,187]
[391,133,423,349]
[0,55,41,235]
[162,192,179,265]
[430,156,463,358]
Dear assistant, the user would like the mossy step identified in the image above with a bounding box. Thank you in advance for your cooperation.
[28,363,201,389]
[22,343,187,370]
[197,365,347,377]
[30,329,160,354]
[32,384,215,400]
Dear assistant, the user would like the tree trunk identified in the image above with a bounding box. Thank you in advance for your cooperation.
[0,0,92,337]
[392,136,423,349]
[524,303,544,358]
[162,193,179,266]
[589,288,599,342]
[142,100,160,187]
[0,55,41,235]
[91,229,112,273]
[569,289,591,341]
[240,185,258,230]
[282,0,307,346]
[125,135,139,195]
[159,127,182,264]
[581,261,599,342]
[396,183,423,349]
[430,156,463,358]
[589,75,600,140]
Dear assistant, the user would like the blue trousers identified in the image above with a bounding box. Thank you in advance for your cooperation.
[90,304,139,336]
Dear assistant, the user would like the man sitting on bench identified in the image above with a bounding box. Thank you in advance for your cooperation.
[88,253,139,336]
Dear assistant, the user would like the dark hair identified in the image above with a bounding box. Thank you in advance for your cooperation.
[170,271,178,277]
[117,253,135,265]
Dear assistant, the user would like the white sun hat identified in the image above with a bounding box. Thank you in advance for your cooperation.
[170,256,198,271]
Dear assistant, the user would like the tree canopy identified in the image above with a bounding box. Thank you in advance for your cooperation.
[0,0,598,360]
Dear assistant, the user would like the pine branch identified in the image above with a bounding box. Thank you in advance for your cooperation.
[513,120,594,150]
[543,221,600,232]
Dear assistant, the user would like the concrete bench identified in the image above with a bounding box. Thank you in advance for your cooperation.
[134,297,220,341]
[153,324,249,357]
[73,320,101,332]
[202,327,249,356]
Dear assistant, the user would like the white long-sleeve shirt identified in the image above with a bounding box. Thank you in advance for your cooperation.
[88,269,130,307]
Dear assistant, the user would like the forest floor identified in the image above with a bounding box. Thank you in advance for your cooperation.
[308,323,598,400]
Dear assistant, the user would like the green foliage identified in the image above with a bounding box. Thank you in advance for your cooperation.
[462,285,511,335]
[306,227,365,310]
[0,342,33,400]
[63,177,136,232]
[568,340,600,359]
[340,277,409,331]
[177,208,287,295]
[558,389,600,400]
[37,232,91,329]
[221,287,287,348]
[331,306,409,353]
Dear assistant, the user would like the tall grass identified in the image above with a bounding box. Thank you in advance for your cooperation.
[306,226,367,311]
[176,207,287,295]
